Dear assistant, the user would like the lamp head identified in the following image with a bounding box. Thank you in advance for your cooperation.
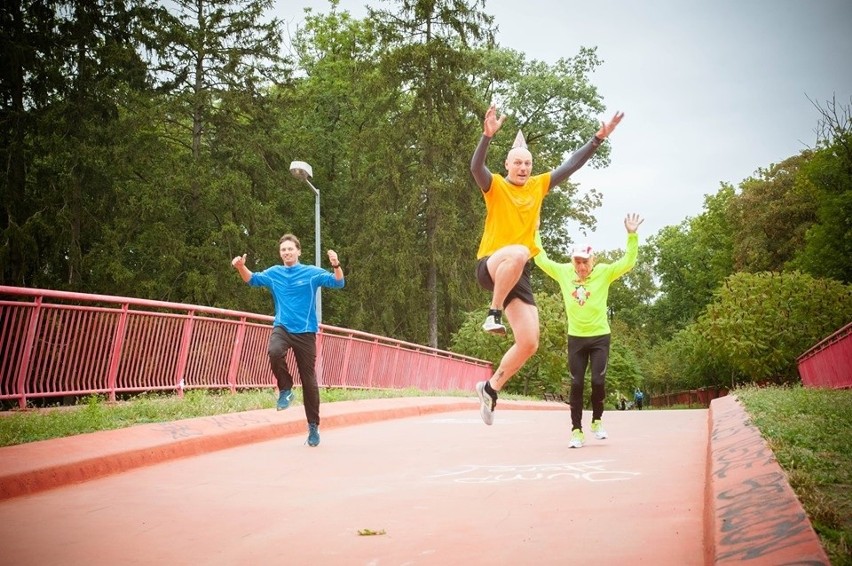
[289,161,313,181]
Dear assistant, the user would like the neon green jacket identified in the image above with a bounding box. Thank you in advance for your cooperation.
[534,232,638,337]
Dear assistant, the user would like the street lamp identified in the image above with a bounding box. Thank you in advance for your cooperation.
[289,160,322,323]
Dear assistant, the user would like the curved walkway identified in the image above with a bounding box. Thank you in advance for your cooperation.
[0,396,828,565]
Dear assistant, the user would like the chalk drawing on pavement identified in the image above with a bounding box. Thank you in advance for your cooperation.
[427,460,640,484]
[427,418,531,424]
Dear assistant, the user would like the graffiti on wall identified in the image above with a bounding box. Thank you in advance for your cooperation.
[711,398,828,565]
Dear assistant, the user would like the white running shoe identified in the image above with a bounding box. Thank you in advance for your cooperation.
[569,429,584,448]
[591,419,608,440]
[481,315,506,335]
[476,381,496,425]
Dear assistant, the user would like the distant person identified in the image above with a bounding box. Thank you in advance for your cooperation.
[470,103,624,425]
[232,234,344,447]
[534,214,643,448]
[634,388,645,410]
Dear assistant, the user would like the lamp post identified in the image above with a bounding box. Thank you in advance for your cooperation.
[289,160,322,323]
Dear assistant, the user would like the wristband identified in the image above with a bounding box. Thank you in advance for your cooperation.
[331,263,340,269]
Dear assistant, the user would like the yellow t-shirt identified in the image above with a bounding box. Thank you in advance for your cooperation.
[476,173,551,259]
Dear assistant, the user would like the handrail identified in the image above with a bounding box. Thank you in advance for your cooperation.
[0,286,492,408]
[0,285,273,320]
[796,321,852,361]
[796,321,852,389]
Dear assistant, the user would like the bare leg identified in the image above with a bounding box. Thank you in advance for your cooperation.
[486,245,529,309]
[489,300,539,391]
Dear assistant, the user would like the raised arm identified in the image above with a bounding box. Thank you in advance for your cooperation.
[608,213,643,281]
[326,249,344,281]
[532,231,562,281]
[549,111,624,189]
[470,136,493,190]
[231,254,252,283]
[470,104,506,191]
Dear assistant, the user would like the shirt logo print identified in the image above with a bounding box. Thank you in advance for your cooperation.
[572,285,590,306]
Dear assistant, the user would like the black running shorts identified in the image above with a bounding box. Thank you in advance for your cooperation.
[475,257,536,307]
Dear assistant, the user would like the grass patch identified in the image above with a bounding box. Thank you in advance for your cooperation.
[0,387,520,448]
[735,385,852,566]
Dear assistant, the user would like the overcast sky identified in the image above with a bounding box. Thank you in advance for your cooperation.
[276,0,852,252]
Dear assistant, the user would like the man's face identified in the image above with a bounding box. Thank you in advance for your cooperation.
[505,147,532,185]
[573,256,593,279]
[279,240,301,266]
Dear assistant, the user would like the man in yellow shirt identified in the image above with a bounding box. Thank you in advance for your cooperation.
[470,103,623,425]
[534,213,643,447]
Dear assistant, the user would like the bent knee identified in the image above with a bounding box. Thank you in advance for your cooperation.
[505,247,530,265]
[516,337,539,358]
[268,346,286,358]
[492,245,530,266]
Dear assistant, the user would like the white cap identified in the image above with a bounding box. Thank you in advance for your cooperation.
[571,243,593,259]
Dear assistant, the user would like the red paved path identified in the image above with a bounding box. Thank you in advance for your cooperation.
[0,396,829,565]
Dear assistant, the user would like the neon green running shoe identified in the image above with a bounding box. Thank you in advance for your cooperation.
[569,429,584,449]
[591,419,608,440]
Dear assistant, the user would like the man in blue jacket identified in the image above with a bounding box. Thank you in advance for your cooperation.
[232,233,344,447]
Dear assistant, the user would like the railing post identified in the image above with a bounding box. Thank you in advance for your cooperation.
[226,317,247,394]
[173,311,195,398]
[105,303,130,403]
[14,296,43,409]
[340,331,353,385]
[366,339,379,388]
[391,343,401,388]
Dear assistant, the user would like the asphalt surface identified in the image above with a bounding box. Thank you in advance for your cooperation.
[0,396,830,565]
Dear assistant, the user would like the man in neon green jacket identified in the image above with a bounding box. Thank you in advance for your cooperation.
[534,213,643,448]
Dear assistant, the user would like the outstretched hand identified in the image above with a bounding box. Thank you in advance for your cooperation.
[624,213,644,233]
[231,254,247,268]
[596,111,624,139]
[483,104,507,137]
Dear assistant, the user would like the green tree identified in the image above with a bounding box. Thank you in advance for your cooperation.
[0,0,57,286]
[647,185,735,337]
[728,154,817,273]
[361,0,495,347]
[792,96,852,284]
[91,0,293,306]
[696,271,852,383]
[279,6,387,327]
[643,324,739,395]
[0,0,153,289]
[285,4,456,338]
[150,0,288,160]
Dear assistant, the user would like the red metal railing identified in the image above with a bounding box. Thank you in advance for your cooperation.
[797,322,852,389]
[0,286,493,408]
